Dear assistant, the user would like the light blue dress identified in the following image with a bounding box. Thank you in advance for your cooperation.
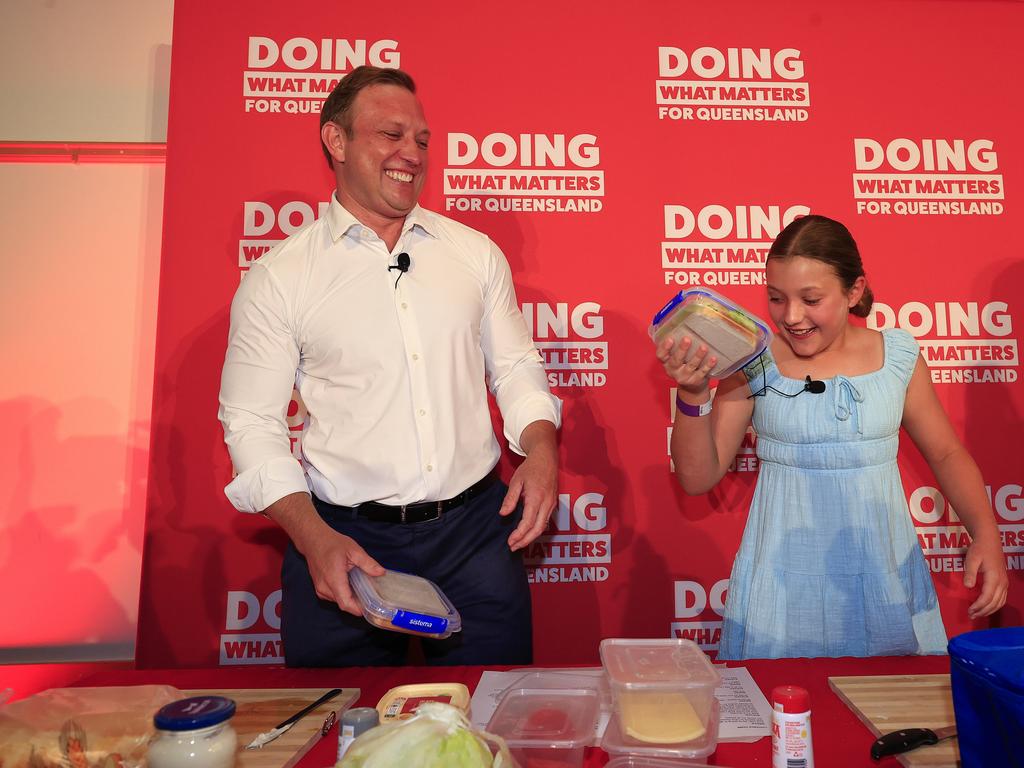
[717,328,947,659]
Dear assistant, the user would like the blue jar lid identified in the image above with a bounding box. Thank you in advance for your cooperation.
[154,696,236,731]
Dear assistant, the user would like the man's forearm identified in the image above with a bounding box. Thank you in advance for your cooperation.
[263,491,329,557]
[519,419,558,461]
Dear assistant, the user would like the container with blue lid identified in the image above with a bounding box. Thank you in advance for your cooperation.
[650,288,772,378]
[150,695,237,768]
[349,568,462,639]
[154,696,237,730]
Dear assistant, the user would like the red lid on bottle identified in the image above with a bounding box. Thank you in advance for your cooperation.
[771,685,810,713]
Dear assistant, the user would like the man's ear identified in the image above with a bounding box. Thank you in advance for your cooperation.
[321,121,346,165]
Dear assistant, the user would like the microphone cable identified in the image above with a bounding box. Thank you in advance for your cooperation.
[746,349,827,400]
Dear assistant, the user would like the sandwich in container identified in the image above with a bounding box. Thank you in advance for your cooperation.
[649,288,772,378]
[349,568,462,639]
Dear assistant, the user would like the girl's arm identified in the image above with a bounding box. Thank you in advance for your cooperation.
[901,354,1008,618]
[658,337,754,494]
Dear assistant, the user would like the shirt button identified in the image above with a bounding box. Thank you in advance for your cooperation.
[401,302,408,309]
[412,353,419,361]
[418,409,426,416]
[426,464,433,472]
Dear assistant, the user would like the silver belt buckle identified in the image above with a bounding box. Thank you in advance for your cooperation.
[421,501,443,522]
[399,504,407,524]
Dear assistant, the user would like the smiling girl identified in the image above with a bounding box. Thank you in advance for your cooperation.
[658,214,1008,659]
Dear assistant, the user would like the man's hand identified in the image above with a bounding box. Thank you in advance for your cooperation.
[500,420,558,551]
[264,492,385,616]
[301,528,386,615]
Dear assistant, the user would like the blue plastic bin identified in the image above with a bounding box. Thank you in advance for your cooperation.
[948,627,1024,768]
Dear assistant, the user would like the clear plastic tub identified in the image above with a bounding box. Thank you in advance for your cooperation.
[349,568,461,639]
[486,686,599,768]
[503,670,607,704]
[649,288,771,378]
[601,699,720,763]
[600,639,721,745]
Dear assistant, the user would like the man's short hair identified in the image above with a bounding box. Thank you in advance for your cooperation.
[319,66,417,168]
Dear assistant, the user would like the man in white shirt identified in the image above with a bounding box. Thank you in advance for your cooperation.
[218,66,561,666]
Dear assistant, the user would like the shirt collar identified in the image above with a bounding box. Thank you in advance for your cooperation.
[326,193,439,243]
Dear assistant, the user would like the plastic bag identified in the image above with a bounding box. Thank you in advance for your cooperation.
[0,685,180,767]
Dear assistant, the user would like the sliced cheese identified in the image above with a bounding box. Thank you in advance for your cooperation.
[619,691,707,744]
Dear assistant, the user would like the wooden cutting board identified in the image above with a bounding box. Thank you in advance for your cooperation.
[183,688,360,768]
[828,674,957,767]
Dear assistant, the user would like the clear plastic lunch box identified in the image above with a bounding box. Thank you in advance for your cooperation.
[600,638,721,747]
[487,685,600,768]
[349,568,461,639]
[649,288,771,378]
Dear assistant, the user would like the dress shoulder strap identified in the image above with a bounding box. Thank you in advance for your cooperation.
[883,328,921,385]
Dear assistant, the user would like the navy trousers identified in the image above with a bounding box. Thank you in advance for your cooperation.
[280,479,533,666]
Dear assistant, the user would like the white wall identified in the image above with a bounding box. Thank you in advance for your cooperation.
[0,1,172,142]
[0,0,173,662]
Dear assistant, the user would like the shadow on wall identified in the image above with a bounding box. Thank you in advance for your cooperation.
[965,256,1022,630]
[0,397,142,662]
[136,302,289,668]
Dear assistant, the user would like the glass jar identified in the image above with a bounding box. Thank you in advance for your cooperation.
[149,696,237,768]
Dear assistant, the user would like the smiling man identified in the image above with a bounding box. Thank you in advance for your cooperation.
[218,66,561,666]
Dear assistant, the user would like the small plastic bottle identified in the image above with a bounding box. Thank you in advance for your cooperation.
[336,706,380,762]
[771,685,814,768]
[149,696,237,768]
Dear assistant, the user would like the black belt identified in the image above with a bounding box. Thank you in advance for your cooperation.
[349,472,498,524]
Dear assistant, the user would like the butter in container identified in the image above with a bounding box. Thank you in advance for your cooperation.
[376,683,471,722]
[649,288,771,378]
[349,568,461,639]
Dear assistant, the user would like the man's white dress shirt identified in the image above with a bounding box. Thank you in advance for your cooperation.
[219,196,561,513]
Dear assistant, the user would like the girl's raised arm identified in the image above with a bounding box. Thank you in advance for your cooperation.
[659,336,754,495]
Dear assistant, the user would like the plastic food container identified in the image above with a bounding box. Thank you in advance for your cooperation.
[949,627,1024,767]
[377,682,471,721]
[349,568,461,639]
[601,699,720,763]
[504,670,610,711]
[486,686,599,768]
[600,638,721,745]
[649,288,771,378]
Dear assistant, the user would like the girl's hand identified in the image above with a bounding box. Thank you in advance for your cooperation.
[658,336,718,395]
[963,533,1009,619]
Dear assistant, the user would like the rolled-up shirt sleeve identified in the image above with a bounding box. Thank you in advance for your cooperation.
[480,240,562,455]
[218,263,309,513]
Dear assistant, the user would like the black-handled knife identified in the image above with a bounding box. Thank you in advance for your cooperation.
[246,688,345,749]
[870,725,957,760]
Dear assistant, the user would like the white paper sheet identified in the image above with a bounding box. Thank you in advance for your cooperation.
[470,665,772,744]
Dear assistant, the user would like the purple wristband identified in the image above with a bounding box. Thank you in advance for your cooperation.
[676,393,713,417]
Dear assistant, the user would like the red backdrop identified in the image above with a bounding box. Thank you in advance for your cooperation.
[137,0,1023,667]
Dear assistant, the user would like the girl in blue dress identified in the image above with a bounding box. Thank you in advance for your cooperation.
[657,215,1008,659]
